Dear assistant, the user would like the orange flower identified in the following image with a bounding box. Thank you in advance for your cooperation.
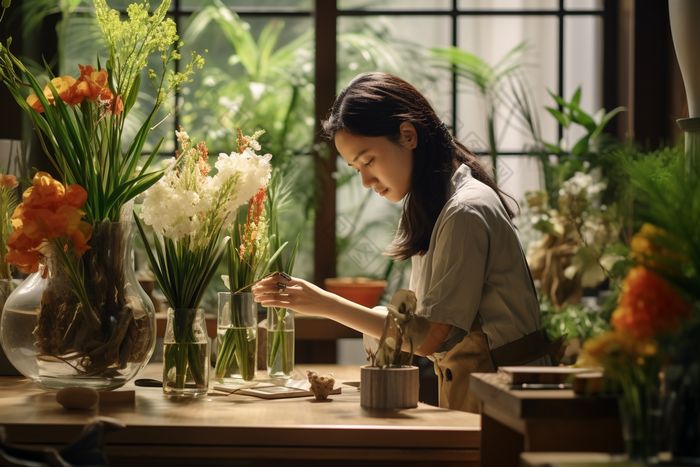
[110,95,124,116]
[22,172,66,210]
[25,76,83,113]
[76,65,113,103]
[1,174,17,188]
[26,94,44,113]
[630,223,686,270]
[4,249,41,274]
[63,184,88,209]
[611,266,692,339]
[70,222,93,256]
[577,329,657,370]
[5,172,91,273]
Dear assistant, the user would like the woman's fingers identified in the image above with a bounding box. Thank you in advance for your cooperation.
[255,295,293,307]
[256,275,297,288]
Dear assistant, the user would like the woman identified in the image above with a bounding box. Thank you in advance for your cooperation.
[253,72,564,413]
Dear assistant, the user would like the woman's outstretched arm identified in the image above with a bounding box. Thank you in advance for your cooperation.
[252,275,451,356]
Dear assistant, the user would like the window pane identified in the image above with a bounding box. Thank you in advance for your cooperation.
[104,0,174,12]
[486,153,544,218]
[564,0,604,11]
[456,16,559,154]
[564,15,603,150]
[182,0,312,9]
[458,0,558,11]
[339,0,451,11]
[179,14,314,156]
[338,16,452,122]
[336,15,451,281]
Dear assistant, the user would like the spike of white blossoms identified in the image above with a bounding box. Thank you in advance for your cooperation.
[140,131,272,242]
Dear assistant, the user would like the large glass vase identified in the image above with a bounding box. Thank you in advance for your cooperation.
[0,221,156,390]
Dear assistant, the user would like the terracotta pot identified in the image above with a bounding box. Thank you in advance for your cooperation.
[324,278,388,308]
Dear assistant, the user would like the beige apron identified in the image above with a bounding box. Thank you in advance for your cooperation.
[431,314,567,414]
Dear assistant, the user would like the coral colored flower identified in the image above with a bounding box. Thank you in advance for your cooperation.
[21,172,66,210]
[110,95,124,116]
[76,65,113,103]
[26,75,82,112]
[26,94,44,113]
[70,222,93,256]
[577,329,657,369]
[630,223,687,270]
[1,174,17,188]
[611,266,692,339]
[4,249,41,274]
[5,172,92,274]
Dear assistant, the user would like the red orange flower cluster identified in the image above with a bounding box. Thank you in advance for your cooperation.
[5,172,92,273]
[611,266,691,339]
[26,65,123,116]
[238,188,267,260]
[1,174,17,189]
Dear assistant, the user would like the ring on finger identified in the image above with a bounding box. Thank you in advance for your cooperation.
[276,282,287,293]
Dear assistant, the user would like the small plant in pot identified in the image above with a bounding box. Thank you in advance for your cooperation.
[361,290,430,409]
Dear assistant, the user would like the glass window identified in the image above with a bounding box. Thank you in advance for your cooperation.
[183,0,312,9]
[336,15,452,280]
[456,15,559,155]
[564,0,604,11]
[564,15,603,150]
[339,0,452,11]
[458,0,558,11]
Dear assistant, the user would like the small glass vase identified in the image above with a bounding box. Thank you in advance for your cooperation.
[214,292,257,383]
[163,308,209,396]
[617,360,662,463]
[267,307,294,379]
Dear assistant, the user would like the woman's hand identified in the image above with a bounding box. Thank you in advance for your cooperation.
[252,275,332,317]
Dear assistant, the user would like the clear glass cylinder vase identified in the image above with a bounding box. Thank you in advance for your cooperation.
[214,292,257,383]
[267,307,294,379]
[618,362,662,463]
[0,221,156,390]
[163,308,209,396]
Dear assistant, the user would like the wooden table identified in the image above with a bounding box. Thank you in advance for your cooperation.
[470,372,625,467]
[0,364,480,466]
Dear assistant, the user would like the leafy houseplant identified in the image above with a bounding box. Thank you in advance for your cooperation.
[430,42,531,185]
[0,0,203,389]
[361,290,428,409]
[577,148,699,460]
[136,127,272,393]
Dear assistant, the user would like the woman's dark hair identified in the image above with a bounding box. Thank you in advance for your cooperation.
[322,72,518,261]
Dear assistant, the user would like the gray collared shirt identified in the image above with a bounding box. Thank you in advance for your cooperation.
[409,164,546,361]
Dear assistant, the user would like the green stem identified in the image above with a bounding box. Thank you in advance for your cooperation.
[169,309,206,389]
[215,293,255,380]
[53,239,100,328]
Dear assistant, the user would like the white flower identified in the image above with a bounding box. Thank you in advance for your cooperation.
[141,128,272,244]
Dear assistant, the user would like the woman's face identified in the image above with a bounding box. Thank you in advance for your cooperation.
[335,123,416,203]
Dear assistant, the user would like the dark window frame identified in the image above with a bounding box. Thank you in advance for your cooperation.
[93,0,616,285]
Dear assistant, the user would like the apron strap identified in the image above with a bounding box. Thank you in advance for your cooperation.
[489,329,567,367]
